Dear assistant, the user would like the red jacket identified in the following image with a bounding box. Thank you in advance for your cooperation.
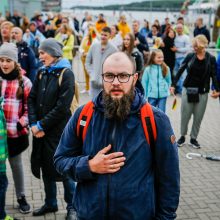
[1,75,32,138]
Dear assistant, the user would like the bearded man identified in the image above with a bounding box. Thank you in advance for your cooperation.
[54,52,180,220]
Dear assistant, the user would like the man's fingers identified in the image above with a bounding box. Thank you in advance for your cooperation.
[107,152,124,160]
[99,144,112,154]
[107,162,125,173]
[108,167,121,173]
[109,162,125,170]
[108,157,126,165]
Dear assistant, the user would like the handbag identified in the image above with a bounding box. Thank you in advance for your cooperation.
[186,87,199,103]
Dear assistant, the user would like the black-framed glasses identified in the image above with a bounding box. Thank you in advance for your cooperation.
[102,72,134,83]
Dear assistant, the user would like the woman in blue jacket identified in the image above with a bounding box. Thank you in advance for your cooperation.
[142,49,171,112]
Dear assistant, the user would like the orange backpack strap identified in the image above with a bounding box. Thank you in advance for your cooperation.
[140,103,157,148]
[77,101,94,142]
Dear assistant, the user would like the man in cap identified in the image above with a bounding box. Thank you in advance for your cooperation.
[28,38,76,220]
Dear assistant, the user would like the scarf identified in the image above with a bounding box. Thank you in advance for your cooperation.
[0,68,19,81]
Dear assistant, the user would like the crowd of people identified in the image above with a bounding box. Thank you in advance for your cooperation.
[0,9,220,220]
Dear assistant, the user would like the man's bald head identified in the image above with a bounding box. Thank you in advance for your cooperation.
[103,52,136,74]
[11,27,23,42]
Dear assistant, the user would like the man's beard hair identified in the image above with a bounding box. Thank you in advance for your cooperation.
[103,87,135,121]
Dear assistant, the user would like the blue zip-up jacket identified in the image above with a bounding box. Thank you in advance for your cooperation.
[54,89,180,220]
[142,64,171,99]
[16,41,38,83]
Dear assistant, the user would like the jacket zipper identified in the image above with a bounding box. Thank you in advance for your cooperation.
[106,119,117,219]
[157,66,160,98]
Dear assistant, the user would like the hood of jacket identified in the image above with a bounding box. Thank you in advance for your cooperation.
[196,25,207,31]
[16,40,28,48]
[40,58,71,73]
[132,47,140,54]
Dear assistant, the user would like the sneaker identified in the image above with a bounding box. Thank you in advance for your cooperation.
[177,136,185,147]
[17,195,31,214]
[189,138,200,149]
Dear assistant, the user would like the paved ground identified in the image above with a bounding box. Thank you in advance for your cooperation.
[6,55,220,219]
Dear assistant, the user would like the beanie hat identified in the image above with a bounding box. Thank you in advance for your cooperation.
[0,42,18,62]
[39,38,63,57]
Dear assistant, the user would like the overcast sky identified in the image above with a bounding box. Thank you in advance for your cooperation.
[62,0,146,8]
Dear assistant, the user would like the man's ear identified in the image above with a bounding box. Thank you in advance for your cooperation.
[133,72,139,84]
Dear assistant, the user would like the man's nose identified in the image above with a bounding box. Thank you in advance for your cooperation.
[112,76,120,84]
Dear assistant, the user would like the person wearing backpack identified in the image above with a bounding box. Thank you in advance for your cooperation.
[54,52,180,220]
[0,43,32,215]
[28,38,76,219]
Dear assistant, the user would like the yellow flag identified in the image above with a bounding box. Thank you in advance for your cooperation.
[172,97,177,110]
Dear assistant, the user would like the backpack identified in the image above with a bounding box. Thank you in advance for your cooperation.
[39,68,79,114]
[58,68,79,114]
[76,101,157,148]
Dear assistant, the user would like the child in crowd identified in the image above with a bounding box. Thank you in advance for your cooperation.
[142,49,171,112]
[0,43,32,215]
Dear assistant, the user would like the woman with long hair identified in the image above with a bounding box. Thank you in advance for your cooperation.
[122,33,143,75]
[160,28,176,82]
[0,43,32,214]
[55,23,74,64]
[142,49,171,112]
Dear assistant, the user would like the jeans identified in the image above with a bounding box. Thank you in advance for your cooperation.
[0,173,8,219]
[148,97,167,113]
[174,57,187,94]
[43,175,75,211]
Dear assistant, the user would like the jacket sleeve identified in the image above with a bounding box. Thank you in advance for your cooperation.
[153,110,180,219]
[54,106,97,182]
[135,52,144,74]
[19,77,32,127]
[63,34,74,52]
[28,72,40,125]
[165,67,172,87]
[172,53,192,87]
[137,34,149,52]
[141,67,149,98]
[216,37,220,49]
[39,69,75,131]
[85,44,94,76]
[27,47,38,83]
[210,55,220,92]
